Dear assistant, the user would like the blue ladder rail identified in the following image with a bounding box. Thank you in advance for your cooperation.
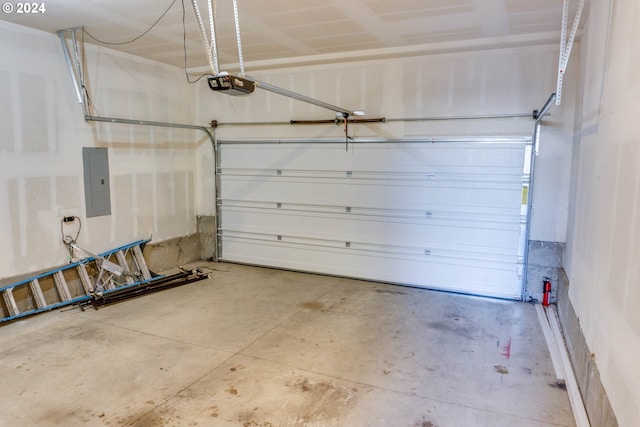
[1,239,164,324]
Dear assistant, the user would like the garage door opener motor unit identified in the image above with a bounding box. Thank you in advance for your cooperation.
[191,0,351,114]
[208,73,255,96]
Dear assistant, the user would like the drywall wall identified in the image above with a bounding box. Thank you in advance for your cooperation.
[0,21,200,281]
[564,0,640,425]
[195,42,578,245]
[0,18,580,303]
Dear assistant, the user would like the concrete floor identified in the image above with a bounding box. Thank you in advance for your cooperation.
[0,262,575,427]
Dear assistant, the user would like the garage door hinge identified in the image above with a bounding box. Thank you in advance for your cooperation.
[424,249,431,255]
[425,211,433,217]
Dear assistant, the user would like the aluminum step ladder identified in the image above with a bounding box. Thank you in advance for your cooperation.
[1,240,158,324]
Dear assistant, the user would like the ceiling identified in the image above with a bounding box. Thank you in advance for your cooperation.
[0,0,573,73]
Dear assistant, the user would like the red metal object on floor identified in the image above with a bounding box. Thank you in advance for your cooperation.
[542,277,552,306]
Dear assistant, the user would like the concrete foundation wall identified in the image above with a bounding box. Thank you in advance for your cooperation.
[197,215,217,261]
[557,270,618,427]
[143,234,201,273]
[525,240,565,303]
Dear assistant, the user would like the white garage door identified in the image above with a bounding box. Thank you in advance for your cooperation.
[217,138,531,299]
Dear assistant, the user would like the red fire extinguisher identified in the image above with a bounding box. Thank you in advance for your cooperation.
[542,277,552,306]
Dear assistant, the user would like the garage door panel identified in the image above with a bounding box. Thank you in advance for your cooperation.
[220,178,524,210]
[220,207,521,254]
[220,237,521,299]
[218,139,530,299]
[222,199,521,219]
[220,142,528,171]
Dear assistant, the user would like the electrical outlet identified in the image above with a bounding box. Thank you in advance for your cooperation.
[57,208,79,218]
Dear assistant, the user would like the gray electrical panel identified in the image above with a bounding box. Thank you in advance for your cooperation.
[82,147,111,218]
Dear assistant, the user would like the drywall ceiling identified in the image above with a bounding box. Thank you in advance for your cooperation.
[0,0,573,73]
